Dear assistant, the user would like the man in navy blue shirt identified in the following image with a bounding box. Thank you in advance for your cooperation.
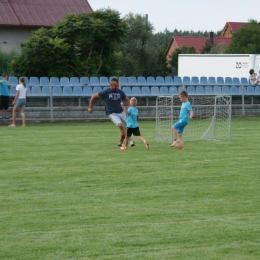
[88,78,135,147]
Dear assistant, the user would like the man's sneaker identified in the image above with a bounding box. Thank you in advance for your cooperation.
[130,141,135,147]
[8,124,15,127]
[170,141,176,147]
[0,115,3,119]
[120,146,128,151]
[144,141,150,150]
[4,115,9,119]
[117,143,123,147]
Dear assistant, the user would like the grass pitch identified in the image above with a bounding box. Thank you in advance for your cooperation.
[0,118,260,260]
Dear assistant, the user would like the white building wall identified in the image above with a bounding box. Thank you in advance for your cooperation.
[0,27,37,52]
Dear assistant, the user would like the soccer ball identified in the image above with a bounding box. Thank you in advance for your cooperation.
[174,139,184,150]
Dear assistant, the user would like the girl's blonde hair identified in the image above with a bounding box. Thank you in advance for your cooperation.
[130,97,137,106]
[19,77,26,88]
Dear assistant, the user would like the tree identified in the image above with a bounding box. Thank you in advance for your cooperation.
[225,19,260,54]
[11,9,128,77]
[209,42,228,54]
[168,45,196,76]
[200,40,213,54]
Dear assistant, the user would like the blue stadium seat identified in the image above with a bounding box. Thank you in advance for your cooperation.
[230,86,240,95]
[245,86,255,95]
[70,77,80,87]
[191,76,199,85]
[89,76,100,87]
[9,76,18,86]
[151,86,160,96]
[173,76,182,86]
[40,77,49,88]
[187,86,196,95]
[132,86,142,96]
[9,86,16,97]
[232,77,240,85]
[241,77,250,86]
[255,86,260,95]
[128,76,138,86]
[60,77,70,87]
[92,86,102,94]
[80,77,89,86]
[196,86,205,95]
[137,76,147,86]
[63,86,73,96]
[122,87,132,96]
[213,86,222,95]
[99,76,110,87]
[169,86,178,95]
[183,76,191,86]
[156,76,165,86]
[119,76,128,86]
[141,86,152,97]
[165,76,174,86]
[160,86,169,95]
[52,86,63,96]
[222,86,231,95]
[216,77,224,85]
[82,86,93,97]
[30,86,42,96]
[224,77,233,86]
[178,86,184,93]
[205,86,214,95]
[50,77,60,87]
[199,76,208,85]
[28,76,40,87]
[103,86,109,90]
[208,77,217,85]
[73,86,83,96]
[42,86,50,96]
[147,76,157,86]
[0,76,2,80]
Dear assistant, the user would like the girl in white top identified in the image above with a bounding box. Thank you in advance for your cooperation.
[9,77,27,127]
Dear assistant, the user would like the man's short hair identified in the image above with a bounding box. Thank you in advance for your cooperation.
[111,78,118,83]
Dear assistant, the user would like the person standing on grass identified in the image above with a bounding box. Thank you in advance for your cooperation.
[87,78,135,148]
[0,73,11,119]
[120,97,150,150]
[171,90,193,149]
[9,77,27,127]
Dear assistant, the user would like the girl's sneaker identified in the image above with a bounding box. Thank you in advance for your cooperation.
[120,146,128,151]
[8,124,15,127]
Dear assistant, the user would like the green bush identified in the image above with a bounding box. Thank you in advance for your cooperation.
[0,47,19,75]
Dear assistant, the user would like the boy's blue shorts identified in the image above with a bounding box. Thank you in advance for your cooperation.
[173,120,188,134]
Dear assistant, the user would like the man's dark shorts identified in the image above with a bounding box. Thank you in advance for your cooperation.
[127,127,141,137]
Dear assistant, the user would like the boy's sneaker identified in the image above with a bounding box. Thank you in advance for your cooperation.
[120,146,128,151]
[130,141,135,147]
[117,143,123,147]
[8,124,15,127]
[0,115,3,119]
[4,115,9,119]
[144,141,150,150]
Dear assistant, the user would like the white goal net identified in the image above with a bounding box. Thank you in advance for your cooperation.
[156,95,232,142]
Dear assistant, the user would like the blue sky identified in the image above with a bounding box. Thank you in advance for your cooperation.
[90,0,259,33]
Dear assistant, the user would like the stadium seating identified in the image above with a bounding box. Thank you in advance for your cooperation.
[205,86,214,95]
[50,77,60,87]
[99,76,109,87]
[9,76,18,86]
[70,77,80,87]
[208,77,217,85]
[141,86,152,97]
[196,86,205,95]
[241,77,250,86]
[191,76,199,86]
[63,86,73,96]
[186,86,196,95]
[230,86,240,95]
[92,86,102,94]
[232,77,240,85]
[222,86,231,95]
[213,86,222,95]
[42,86,50,96]
[216,77,224,85]
[82,86,93,97]
[173,76,182,86]
[165,76,174,86]
[89,77,100,87]
[40,77,50,88]
[30,86,42,96]
[21,76,29,85]
[80,77,89,86]
[60,77,70,88]
[255,86,260,95]
[109,76,117,82]
[137,76,147,86]
[151,86,160,96]
[245,86,255,95]
[156,76,165,86]
[128,76,138,86]
[28,76,40,88]
[132,86,142,96]
[160,86,169,95]
[122,87,132,96]
[169,86,178,95]
[9,86,16,96]
[73,86,83,96]
[199,76,208,85]
[183,76,191,86]
[52,86,63,96]
[224,77,233,86]
[119,76,128,87]
[147,76,157,87]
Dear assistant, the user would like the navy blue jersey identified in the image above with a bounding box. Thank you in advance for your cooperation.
[98,88,126,115]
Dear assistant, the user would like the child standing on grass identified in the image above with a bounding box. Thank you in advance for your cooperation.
[120,97,150,150]
[171,90,193,149]
[0,73,11,119]
[9,77,27,127]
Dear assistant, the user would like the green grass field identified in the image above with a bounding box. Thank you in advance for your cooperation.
[1,118,260,260]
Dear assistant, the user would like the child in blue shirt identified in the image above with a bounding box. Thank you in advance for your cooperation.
[0,73,11,119]
[171,91,193,149]
[120,97,150,150]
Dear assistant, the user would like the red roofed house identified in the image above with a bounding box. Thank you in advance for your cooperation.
[0,0,93,52]
[165,22,247,64]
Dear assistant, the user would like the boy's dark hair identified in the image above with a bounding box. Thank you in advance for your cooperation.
[249,69,254,75]
[179,90,188,97]
[2,73,7,77]
[111,78,118,83]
